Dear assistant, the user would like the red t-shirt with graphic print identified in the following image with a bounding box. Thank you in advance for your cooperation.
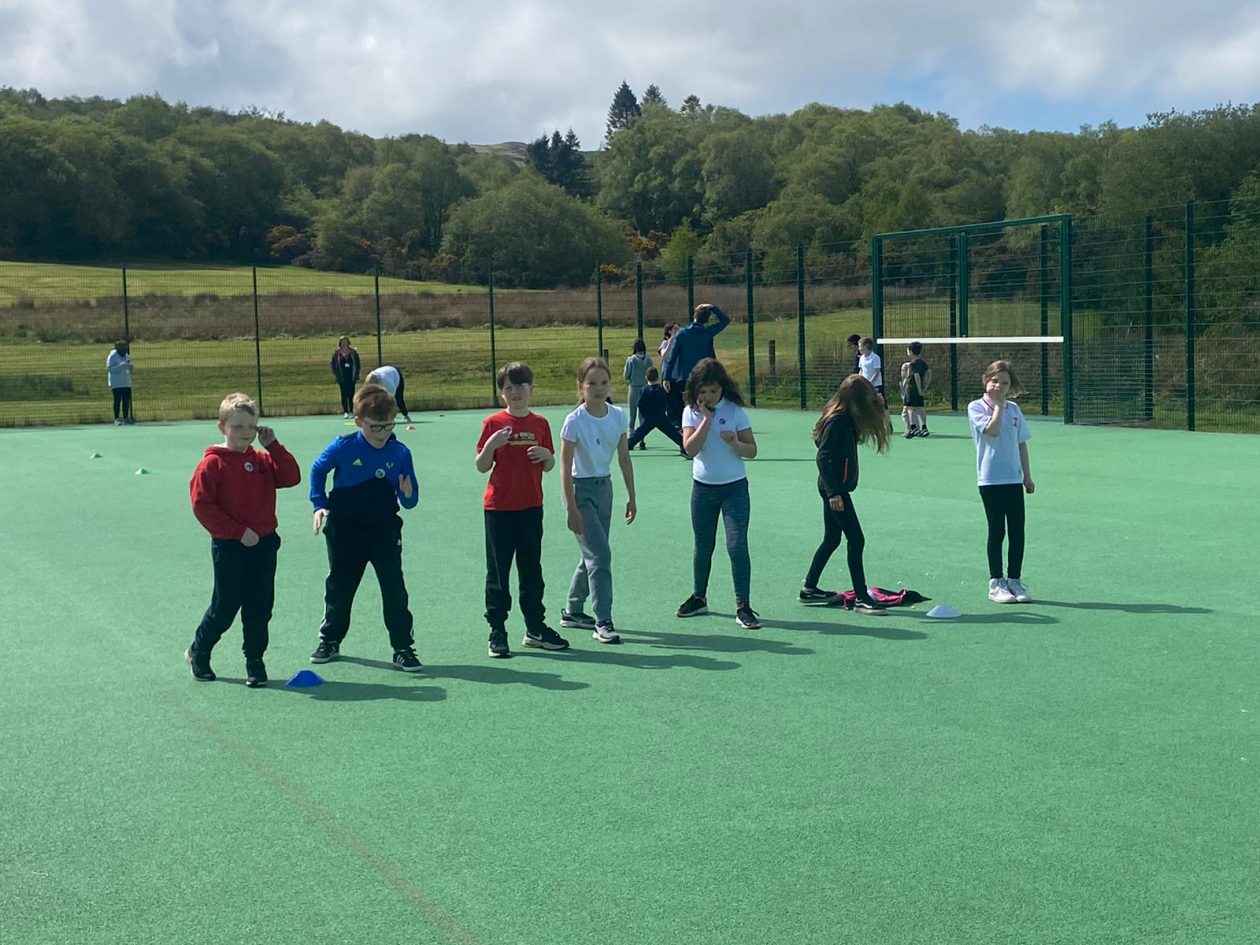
[476,410,554,511]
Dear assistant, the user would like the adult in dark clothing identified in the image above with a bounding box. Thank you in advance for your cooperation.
[627,368,684,451]
[662,303,730,428]
[330,336,361,417]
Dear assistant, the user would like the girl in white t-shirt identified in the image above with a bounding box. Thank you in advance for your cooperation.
[675,358,760,629]
[967,360,1035,605]
[559,357,638,644]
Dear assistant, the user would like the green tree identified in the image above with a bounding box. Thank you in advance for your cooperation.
[605,81,641,144]
[659,219,702,283]
[598,106,701,234]
[642,84,668,108]
[441,175,626,287]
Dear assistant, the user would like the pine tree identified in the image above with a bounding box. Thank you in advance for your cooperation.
[642,84,667,108]
[680,94,702,116]
[605,81,641,144]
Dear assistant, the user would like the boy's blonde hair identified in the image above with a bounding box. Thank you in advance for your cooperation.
[218,393,258,423]
[354,383,397,421]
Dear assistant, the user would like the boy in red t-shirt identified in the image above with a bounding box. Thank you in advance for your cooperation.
[187,393,301,687]
[474,362,564,658]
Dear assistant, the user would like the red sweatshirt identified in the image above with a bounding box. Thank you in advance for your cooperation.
[189,443,302,540]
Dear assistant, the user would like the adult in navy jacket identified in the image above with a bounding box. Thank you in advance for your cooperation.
[662,303,730,428]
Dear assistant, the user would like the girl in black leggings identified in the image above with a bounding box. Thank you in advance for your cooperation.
[801,375,891,614]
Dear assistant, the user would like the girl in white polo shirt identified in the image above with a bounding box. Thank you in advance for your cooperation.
[675,358,761,629]
[968,360,1036,604]
[559,357,638,644]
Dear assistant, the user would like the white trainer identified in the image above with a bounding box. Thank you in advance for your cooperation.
[1006,579,1031,603]
[988,578,1017,603]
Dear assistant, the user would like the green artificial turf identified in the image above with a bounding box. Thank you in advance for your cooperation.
[1,409,1256,945]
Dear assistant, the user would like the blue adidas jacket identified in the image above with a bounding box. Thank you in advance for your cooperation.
[310,431,418,521]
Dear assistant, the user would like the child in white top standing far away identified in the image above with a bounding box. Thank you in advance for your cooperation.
[674,358,760,630]
[559,357,638,644]
[857,336,884,405]
[968,360,1035,604]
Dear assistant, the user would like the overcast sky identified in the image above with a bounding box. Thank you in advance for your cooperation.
[3,0,1259,146]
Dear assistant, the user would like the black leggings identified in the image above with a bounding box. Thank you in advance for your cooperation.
[112,387,132,420]
[979,484,1025,580]
[393,376,410,417]
[627,412,683,449]
[337,378,355,413]
[804,487,867,594]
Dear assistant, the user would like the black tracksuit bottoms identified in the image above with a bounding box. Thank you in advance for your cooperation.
[484,507,546,634]
[192,532,281,660]
[318,514,414,650]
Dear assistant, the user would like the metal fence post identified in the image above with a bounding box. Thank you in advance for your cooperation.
[252,266,264,413]
[596,266,605,356]
[1144,215,1154,422]
[121,265,131,342]
[745,248,756,407]
[1039,225,1049,416]
[948,237,958,411]
[635,260,644,341]
[373,267,383,367]
[1185,201,1195,431]
[797,243,806,409]
[1060,216,1073,423]
[687,255,694,316]
[488,272,497,406]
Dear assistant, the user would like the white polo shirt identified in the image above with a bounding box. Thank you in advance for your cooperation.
[968,397,1031,485]
[683,398,752,485]
[561,403,626,478]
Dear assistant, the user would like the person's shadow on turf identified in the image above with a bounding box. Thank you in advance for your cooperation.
[919,611,1058,626]
[1032,600,1212,615]
[425,663,590,691]
[521,645,741,673]
[751,615,928,641]
[618,627,814,657]
[218,675,448,702]
[335,655,590,691]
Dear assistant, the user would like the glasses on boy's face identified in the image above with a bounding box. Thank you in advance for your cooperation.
[367,421,396,433]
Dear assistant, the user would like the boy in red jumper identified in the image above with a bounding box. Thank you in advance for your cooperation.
[188,393,301,687]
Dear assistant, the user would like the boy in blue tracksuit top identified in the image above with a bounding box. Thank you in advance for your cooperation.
[309,384,422,672]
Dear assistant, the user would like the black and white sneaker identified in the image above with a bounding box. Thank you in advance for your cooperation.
[310,639,340,663]
[852,597,888,616]
[799,587,839,606]
[559,610,596,630]
[592,623,621,644]
[245,658,268,688]
[392,647,423,672]
[488,628,511,659]
[186,647,215,682]
[523,626,570,650]
[735,605,762,630]
[675,594,708,618]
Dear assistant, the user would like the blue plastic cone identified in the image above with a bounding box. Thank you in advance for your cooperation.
[286,669,325,687]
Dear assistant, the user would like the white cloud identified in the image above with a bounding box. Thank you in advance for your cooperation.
[1,0,1258,143]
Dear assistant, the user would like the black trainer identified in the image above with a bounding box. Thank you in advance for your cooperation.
[735,605,762,630]
[675,594,708,618]
[185,647,215,682]
[245,658,268,688]
[799,587,839,606]
[488,628,511,659]
[559,610,596,630]
[523,626,570,650]
[310,639,340,663]
[392,647,423,672]
[853,597,888,616]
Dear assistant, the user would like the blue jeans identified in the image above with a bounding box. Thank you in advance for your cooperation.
[690,478,751,605]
